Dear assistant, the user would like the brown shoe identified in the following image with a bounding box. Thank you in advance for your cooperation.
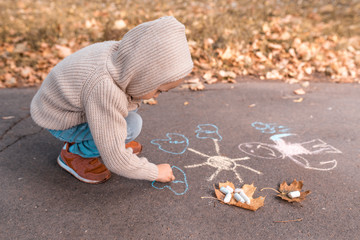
[57,143,111,184]
[125,141,142,155]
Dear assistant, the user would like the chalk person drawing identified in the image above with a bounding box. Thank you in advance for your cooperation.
[238,122,341,171]
[185,124,262,183]
[151,133,189,155]
[152,166,189,195]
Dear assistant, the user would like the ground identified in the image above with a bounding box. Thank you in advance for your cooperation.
[1,81,359,239]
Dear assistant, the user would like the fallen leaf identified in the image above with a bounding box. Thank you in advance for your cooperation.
[203,72,213,81]
[143,98,157,105]
[203,72,218,84]
[277,179,311,202]
[293,88,306,95]
[113,19,127,30]
[219,46,233,60]
[214,181,265,211]
[20,67,33,78]
[300,81,310,88]
[204,78,218,84]
[2,116,15,120]
[181,77,205,91]
[219,70,236,79]
[319,4,334,13]
[293,97,303,103]
[55,45,72,58]
[4,73,17,87]
[268,43,282,50]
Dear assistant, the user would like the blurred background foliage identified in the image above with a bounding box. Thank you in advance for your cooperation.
[0,0,359,87]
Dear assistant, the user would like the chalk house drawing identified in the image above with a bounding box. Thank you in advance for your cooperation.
[151,133,189,155]
[238,122,341,171]
[185,138,262,183]
[151,166,189,195]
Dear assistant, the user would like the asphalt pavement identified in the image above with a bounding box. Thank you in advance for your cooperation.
[1,81,359,240]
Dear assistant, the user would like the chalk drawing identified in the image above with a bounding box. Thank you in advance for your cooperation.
[151,166,189,195]
[185,139,262,183]
[251,122,291,134]
[238,122,341,171]
[195,124,222,141]
[151,133,189,154]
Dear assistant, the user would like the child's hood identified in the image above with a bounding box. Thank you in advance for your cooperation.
[107,16,193,98]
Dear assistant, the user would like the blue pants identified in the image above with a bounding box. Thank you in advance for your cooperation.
[48,111,142,158]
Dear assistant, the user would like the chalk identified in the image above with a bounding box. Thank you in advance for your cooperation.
[288,191,300,198]
[226,186,234,193]
[234,188,241,193]
[239,189,251,204]
[223,193,232,203]
[220,187,230,195]
[234,193,245,203]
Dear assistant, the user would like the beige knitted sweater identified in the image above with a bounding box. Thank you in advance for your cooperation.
[30,16,193,181]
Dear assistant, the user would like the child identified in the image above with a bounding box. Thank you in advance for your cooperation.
[30,16,193,184]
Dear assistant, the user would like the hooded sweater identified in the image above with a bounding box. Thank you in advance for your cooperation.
[30,16,193,181]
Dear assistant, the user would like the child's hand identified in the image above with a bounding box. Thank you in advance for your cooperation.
[156,164,175,182]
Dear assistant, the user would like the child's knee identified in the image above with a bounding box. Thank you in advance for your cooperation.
[126,111,143,129]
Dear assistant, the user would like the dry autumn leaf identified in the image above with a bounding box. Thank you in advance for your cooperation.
[293,97,304,103]
[181,77,205,91]
[293,88,306,95]
[214,181,265,211]
[143,98,157,105]
[55,45,72,59]
[277,179,311,203]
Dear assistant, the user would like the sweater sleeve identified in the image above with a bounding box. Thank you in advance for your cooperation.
[84,80,158,181]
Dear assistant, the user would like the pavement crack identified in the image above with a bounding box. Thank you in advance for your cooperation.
[0,113,31,141]
[0,128,43,153]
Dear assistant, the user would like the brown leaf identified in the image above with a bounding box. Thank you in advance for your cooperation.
[55,45,72,58]
[277,179,311,202]
[203,71,218,84]
[218,70,236,79]
[143,98,157,105]
[181,77,205,91]
[219,46,233,60]
[20,67,33,78]
[293,88,306,95]
[214,181,265,211]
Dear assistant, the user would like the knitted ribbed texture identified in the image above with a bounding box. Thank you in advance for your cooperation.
[107,16,193,97]
[30,16,193,181]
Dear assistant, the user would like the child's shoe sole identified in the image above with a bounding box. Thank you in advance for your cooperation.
[57,155,106,184]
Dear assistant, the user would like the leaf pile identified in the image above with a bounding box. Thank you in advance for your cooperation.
[214,181,265,211]
[1,0,360,88]
[277,179,311,203]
